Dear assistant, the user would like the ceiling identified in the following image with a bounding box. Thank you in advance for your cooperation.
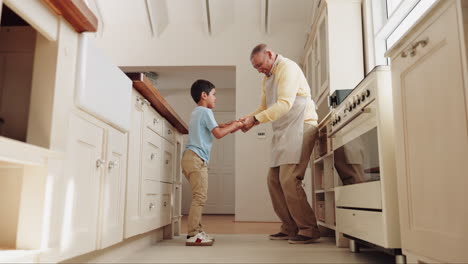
[96,0,319,90]
[121,66,236,90]
[86,0,318,36]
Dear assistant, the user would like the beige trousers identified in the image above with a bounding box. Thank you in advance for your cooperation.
[333,147,365,185]
[267,123,321,238]
[181,149,208,236]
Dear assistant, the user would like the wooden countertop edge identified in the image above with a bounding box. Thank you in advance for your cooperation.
[126,73,189,135]
[42,0,98,33]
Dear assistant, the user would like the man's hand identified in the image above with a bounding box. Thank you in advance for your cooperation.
[239,116,257,133]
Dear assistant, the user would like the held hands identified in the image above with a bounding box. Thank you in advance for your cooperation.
[238,116,257,133]
[220,120,245,133]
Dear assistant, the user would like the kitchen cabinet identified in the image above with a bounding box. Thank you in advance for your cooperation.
[63,111,127,257]
[386,1,468,262]
[125,86,184,238]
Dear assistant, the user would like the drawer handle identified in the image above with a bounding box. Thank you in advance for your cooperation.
[149,203,155,209]
[164,201,167,207]
[167,130,172,135]
[151,153,156,160]
[96,159,106,168]
[165,160,169,165]
[153,118,160,125]
[352,213,356,216]
[401,38,428,58]
[108,160,119,170]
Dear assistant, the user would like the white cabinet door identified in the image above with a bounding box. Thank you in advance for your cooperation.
[63,114,104,257]
[142,128,162,181]
[391,3,468,262]
[124,92,146,238]
[161,139,174,183]
[99,128,127,249]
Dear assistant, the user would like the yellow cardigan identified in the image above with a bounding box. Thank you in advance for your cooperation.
[251,56,318,125]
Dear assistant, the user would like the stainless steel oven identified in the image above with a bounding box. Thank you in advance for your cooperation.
[328,66,401,254]
[329,81,379,186]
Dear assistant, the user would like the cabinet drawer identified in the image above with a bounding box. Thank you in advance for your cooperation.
[142,129,162,181]
[336,208,384,247]
[161,139,174,183]
[162,120,175,143]
[142,180,159,219]
[144,107,163,136]
[159,182,172,227]
[335,181,382,210]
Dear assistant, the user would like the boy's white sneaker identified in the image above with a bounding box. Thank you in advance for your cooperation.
[186,232,214,246]
[200,231,215,241]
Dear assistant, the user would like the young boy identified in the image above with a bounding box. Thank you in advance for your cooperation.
[182,79,243,246]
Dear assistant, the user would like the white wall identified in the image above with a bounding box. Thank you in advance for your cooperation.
[160,88,236,124]
[95,17,308,221]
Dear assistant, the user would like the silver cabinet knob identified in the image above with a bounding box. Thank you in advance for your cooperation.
[153,118,160,125]
[96,159,106,168]
[108,160,118,170]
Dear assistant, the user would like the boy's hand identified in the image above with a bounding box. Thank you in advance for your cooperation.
[219,120,235,128]
[230,121,244,133]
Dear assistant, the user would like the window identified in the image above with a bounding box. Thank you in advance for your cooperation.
[362,0,438,74]
[386,0,404,16]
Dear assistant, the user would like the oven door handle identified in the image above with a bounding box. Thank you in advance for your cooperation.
[329,107,372,137]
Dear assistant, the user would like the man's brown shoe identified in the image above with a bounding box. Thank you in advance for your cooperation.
[288,234,320,244]
[269,232,292,240]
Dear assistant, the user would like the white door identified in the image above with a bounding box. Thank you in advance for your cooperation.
[99,127,127,249]
[203,112,236,214]
[62,114,103,257]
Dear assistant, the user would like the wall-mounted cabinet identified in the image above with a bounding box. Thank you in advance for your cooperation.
[302,0,364,123]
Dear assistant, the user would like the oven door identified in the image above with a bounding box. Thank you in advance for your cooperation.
[331,100,379,186]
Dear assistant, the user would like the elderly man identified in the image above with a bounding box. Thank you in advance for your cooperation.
[240,44,321,244]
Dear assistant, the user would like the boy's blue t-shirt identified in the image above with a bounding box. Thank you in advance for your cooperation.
[185,106,218,163]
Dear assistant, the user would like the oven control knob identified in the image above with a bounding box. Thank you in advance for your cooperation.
[357,98,361,105]
[337,116,341,122]
[366,89,371,97]
[353,102,357,108]
[362,94,366,101]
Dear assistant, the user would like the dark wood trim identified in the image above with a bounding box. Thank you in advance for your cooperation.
[126,73,189,135]
[42,0,98,33]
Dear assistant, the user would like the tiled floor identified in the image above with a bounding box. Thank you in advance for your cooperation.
[115,215,394,263]
[180,214,282,234]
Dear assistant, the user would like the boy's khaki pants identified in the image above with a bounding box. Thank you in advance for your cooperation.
[267,123,321,238]
[181,149,208,237]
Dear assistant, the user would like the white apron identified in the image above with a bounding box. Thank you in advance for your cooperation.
[265,56,307,167]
